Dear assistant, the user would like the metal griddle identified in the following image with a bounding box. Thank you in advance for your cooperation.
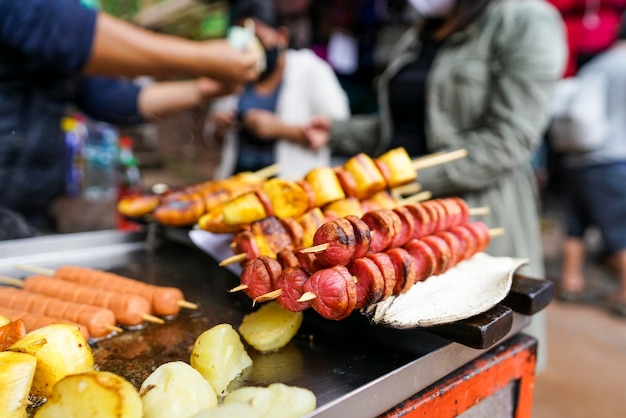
[0,230,547,417]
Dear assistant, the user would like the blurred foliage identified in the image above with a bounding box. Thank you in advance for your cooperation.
[101,0,229,39]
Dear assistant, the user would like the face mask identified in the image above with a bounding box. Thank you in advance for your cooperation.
[408,0,455,18]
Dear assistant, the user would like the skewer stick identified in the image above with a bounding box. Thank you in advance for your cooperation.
[296,291,317,303]
[229,284,248,293]
[219,253,248,267]
[14,264,54,276]
[412,149,468,171]
[390,182,422,199]
[107,325,124,333]
[177,300,198,309]
[142,314,165,324]
[398,191,432,205]
[469,206,490,216]
[253,163,280,179]
[253,289,282,305]
[0,275,24,287]
[488,227,505,237]
[299,243,329,254]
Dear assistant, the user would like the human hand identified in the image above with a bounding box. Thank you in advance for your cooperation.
[201,39,259,83]
[242,109,283,139]
[196,77,242,101]
[304,115,331,150]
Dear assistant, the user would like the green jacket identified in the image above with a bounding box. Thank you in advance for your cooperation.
[329,0,567,278]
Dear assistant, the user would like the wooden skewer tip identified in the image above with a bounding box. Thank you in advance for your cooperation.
[106,325,124,333]
[143,314,165,325]
[488,227,505,237]
[0,275,25,287]
[296,291,317,303]
[177,300,198,310]
[219,253,248,267]
[229,284,248,293]
[13,264,55,276]
[253,289,283,304]
[299,243,329,254]
[469,206,491,216]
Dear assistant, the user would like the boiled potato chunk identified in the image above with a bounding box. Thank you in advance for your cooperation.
[0,351,37,418]
[8,323,94,398]
[190,403,261,418]
[238,301,303,353]
[224,383,316,418]
[33,371,142,418]
[140,361,218,418]
[190,323,253,396]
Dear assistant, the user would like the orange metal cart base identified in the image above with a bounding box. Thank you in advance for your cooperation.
[379,333,537,418]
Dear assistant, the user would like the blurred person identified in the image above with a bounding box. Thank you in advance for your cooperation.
[304,0,567,370]
[557,15,626,317]
[548,0,626,77]
[208,15,350,180]
[0,0,259,237]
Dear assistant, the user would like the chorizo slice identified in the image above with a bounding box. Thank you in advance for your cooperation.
[366,252,396,301]
[420,235,452,276]
[386,247,418,294]
[390,206,416,248]
[275,266,311,312]
[451,197,471,224]
[422,200,447,235]
[303,265,357,321]
[232,230,261,262]
[312,217,356,267]
[436,231,463,268]
[404,238,437,282]
[448,225,478,262]
[404,202,431,239]
[345,215,372,260]
[362,209,400,253]
[276,249,301,269]
[463,221,491,252]
[347,257,384,309]
[280,217,305,250]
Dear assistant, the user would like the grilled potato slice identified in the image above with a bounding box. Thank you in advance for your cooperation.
[190,324,253,396]
[0,351,37,418]
[238,301,303,353]
[33,371,142,418]
[223,383,316,418]
[377,147,417,188]
[8,323,94,398]
[0,314,10,327]
[261,178,310,220]
[139,361,218,418]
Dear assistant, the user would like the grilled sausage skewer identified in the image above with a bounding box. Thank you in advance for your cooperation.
[0,287,121,338]
[0,307,91,340]
[0,275,163,326]
[13,265,197,316]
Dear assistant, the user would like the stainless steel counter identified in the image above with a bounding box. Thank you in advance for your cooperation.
[0,230,530,417]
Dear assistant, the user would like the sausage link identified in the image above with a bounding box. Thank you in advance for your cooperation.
[0,288,116,338]
[22,275,151,326]
[0,307,90,340]
[55,266,186,317]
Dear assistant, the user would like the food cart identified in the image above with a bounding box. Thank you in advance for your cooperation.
[0,227,552,417]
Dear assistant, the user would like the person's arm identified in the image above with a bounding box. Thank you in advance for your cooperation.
[138,78,239,120]
[415,2,568,196]
[242,110,307,144]
[85,13,258,83]
[0,0,258,82]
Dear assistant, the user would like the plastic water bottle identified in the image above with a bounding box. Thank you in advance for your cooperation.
[82,122,118,201]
